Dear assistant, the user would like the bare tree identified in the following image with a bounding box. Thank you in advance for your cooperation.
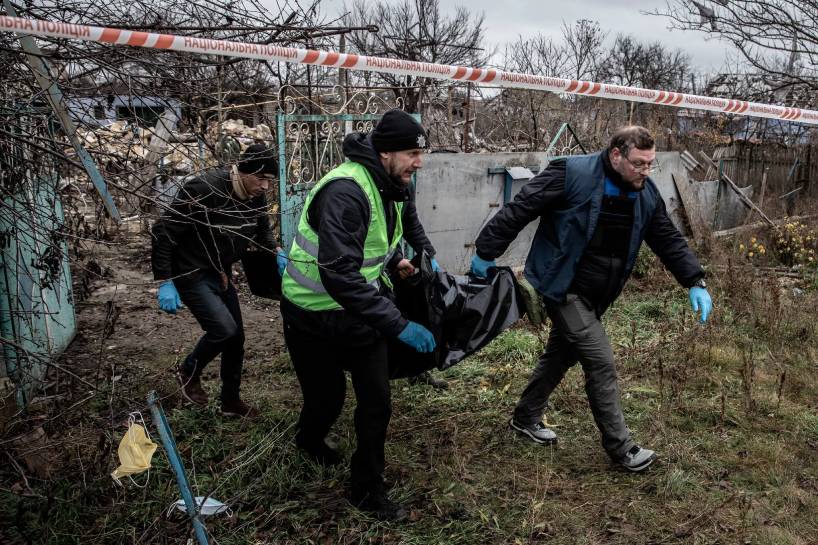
[496,35,569,149]
[658,1,818,94]
[342,0,491,113]
[599,34,692,90]
[592,34,692,129]
[489,20,607,150]
[562,19,606,81]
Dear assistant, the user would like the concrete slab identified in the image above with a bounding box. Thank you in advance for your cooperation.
[415,151,551,272]
[690,180,753,231]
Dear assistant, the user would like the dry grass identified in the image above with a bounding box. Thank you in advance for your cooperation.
[3,227,818,544]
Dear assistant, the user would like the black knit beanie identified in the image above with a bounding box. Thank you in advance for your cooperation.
[238,144,277,176]
[371,109,429,152]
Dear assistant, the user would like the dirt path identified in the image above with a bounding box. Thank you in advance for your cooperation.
[63,230,286,410]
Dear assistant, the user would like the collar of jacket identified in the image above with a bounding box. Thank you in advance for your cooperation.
[231,165,250,201]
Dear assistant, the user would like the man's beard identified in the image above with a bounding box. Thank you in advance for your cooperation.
[621,178,646,192]
[386,163,410,190]
[382,164,410,200]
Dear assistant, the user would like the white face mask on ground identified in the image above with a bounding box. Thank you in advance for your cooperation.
[172,497,232,517]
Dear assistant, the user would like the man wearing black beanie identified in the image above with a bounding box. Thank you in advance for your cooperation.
[152,144,283,418]
[280,109,438,521]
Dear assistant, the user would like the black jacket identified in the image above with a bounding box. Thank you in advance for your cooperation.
[151,168,276,281]
[282,132,435,343]
[476,153,704,305]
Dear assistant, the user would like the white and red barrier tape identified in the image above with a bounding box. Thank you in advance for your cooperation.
[2,15,817,126]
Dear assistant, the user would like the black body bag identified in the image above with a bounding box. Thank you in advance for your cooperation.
[388,251,524,379]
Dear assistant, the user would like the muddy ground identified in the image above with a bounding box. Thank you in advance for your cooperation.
[65,230,287,410]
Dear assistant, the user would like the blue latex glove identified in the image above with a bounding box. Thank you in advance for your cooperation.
[398,321,437,353]
[157,280,182,314]
[431,258,441,272]
[276,250,288,276]
[689,287,712,323]
[470,255,496,278]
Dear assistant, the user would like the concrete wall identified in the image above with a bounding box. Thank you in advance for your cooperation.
[691,180,753,231]
[414,151,551,273]
[415,151,688,273]
[649,152,688,233]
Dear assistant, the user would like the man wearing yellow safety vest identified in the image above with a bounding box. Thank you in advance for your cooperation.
[280,109,438,521]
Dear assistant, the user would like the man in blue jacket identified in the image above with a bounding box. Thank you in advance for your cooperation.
[472,126,712,472]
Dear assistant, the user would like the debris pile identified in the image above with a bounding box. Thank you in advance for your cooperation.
[66,118,273,175]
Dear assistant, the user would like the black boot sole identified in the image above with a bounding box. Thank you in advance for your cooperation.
[351,499,408,522]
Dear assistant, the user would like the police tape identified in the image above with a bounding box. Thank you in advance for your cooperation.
[2,15,816,126]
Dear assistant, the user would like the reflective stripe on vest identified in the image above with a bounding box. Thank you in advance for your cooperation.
[295,231,386,268]
[281,161,403,311]
[284,259,380,294]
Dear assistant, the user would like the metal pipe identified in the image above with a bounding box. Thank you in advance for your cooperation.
[146,391,210,545]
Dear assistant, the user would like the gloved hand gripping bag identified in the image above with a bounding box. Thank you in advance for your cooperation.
[388,251,524,378]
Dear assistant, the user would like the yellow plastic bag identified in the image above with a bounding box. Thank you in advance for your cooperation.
[111,423,158,483]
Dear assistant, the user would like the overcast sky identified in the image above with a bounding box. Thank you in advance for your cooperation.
[318,0,736,76]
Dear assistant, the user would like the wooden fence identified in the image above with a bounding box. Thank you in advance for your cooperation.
[682,141,817,217]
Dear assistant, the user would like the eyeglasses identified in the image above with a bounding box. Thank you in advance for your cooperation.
[623,156,656,173]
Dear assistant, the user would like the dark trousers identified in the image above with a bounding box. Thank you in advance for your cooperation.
[513,294,634,459]
[282,316,391,492]
[176,272,245,401]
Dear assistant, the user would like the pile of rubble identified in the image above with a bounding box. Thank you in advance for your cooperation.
[69,118,273,175]
[207,119,273,145]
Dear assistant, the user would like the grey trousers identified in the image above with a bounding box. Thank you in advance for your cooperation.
[513,294,634,459]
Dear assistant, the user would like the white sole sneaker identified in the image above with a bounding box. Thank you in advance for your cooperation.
[509,418,557,445]
[619,449,658,472]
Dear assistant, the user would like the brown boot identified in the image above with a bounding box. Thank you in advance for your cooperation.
[177,366,208,406]
[221,398,259,418]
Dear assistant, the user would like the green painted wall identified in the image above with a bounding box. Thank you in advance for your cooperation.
[0,174,76,408]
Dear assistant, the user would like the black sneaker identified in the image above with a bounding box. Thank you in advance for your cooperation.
[350,488,408,522]
[617,445,657,472]
[296,438,342,467]
[408,371,449,390]
[509,418,557,444]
